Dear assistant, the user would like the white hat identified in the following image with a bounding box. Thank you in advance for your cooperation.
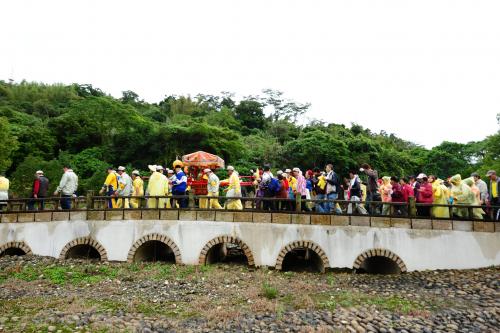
[276,170,283,175]
[417,173,427,179]
[36,170,44,175]
[156,165,164,171]
[285,168,291,173]
[204,168,212,173]
[132,170,140,175]
[117,166,126,171]
[227,165,234,171]
[167,169,174,174]
[148,165,157,172]
[292,167,300,172]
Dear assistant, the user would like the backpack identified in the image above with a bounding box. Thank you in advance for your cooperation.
[268,177,281,195]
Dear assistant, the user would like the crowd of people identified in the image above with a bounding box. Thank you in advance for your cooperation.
[0,161,498,221]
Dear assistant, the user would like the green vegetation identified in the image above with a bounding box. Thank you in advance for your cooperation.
[313,291,444,315]
[262,282,279,299]
[1,80,498,197]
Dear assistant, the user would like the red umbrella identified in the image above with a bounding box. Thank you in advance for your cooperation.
[181,151,225,169]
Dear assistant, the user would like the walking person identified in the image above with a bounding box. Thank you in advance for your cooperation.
[100,167,119,209]
[171,161,188,208]
[359,163,381,214]
[325,164,341,214]
[416,173,433,217]
[130,170,144,208]
[0,174,9,211]
[28,170,49,211]
[225,166,243,210]
[53,165,78,210]
[116,166,132,208]
[205,168,222,209]
[486,170,499,220]
[390,176,405,215]
[380,176,393,215]
[311,168,327,213]
[347,171,367,215]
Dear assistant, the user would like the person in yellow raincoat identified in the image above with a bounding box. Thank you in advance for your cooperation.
[224,166,243,210]
[463,177,485,219]
[130,170,144,208]
[449,174,475,218]
[100,167,118,208]
[428,175,450,218]
[146,165,170,208]
[198,172,209,209]
[0,174,9,210]
[205,168,222,209]
[379,176,392,215]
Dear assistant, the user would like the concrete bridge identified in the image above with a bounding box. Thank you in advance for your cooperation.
[0,209,499,273]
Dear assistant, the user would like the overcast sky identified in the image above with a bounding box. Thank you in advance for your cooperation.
[1,0,499,148]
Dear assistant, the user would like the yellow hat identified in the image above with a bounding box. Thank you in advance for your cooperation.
[173,160,183,168]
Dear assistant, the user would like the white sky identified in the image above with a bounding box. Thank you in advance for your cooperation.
[1,0,499,148]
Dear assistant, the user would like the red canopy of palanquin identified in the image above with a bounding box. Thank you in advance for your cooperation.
[181,151,225,169]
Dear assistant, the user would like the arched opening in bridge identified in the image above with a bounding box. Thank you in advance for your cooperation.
[0,247,26,257]
[133,240,176,263]
[65,244,101,260]
[205,242,248,265]
[281,247,324,273]
[358,256,401,275]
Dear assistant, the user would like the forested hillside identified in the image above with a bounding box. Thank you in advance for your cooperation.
[0,81,498,197]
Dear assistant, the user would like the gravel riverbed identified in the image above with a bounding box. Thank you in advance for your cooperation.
[0,256,498,333]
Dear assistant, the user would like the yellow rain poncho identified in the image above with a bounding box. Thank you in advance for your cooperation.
[431,179,450,218]
[463,177,485,219]
[199,174,209,209]
[147,171,170,208]
[0,176,9,202]
[103,172,118,208]
[450,174,475,218]
[130,177,144,209]
[226,171,243,210]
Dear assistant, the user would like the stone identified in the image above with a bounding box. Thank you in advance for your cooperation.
[272,213,291,224]
[432,220,452,230]
[87,210,105,221]
[233,212,253,222]
[411,219,432,229]
[141,210,160,220]
[34,212,52,222]
[106,210,123,220]
[124,210,142,220]
[196,210,215,221]
[253,212,272,223]
[17,213,34,223]
[350,216,370,227]
[473,221,494,233]
[370,217,390,228]
[69,211,87,221]
[452,220,473,231]
[0,213,17,223]
[291,214,310,225]
[215,211,234,222]
[331,215,349,226]
[179,210,196,221]
[311,214,330,225]
[48,326,56,332]
[160,210,179,220]
[391,218,411,229]
[494,222,500,232]
[52,211,70,221]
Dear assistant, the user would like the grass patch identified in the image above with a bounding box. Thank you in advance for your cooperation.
[313,291,434,314]
[262,282,278,300]
[1,263,121,285]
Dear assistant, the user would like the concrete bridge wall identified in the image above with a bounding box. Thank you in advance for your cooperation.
[0,210,499,271]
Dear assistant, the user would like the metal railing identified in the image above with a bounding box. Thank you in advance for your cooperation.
[0,194,499,221]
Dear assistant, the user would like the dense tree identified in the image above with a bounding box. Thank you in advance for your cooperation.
[0,117,19,173]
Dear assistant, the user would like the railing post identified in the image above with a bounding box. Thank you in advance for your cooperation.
[409,197,416,217]
[188,192,195,209]
[468,207,474,220]
[86,191,93,210]
[295,194,301,212]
